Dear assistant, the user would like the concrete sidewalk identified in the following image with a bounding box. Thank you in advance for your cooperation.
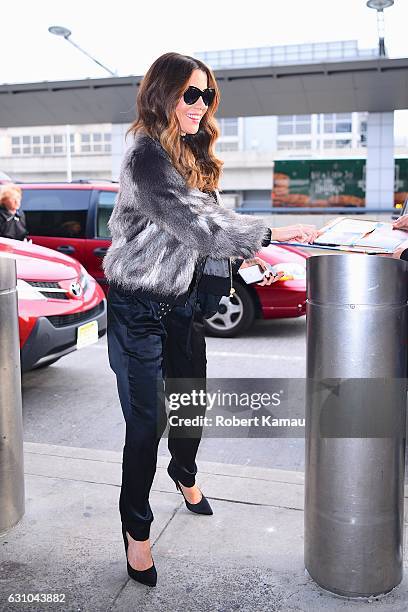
[1,443,408,612]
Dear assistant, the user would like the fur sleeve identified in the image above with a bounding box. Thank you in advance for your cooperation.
[125,137,269,260]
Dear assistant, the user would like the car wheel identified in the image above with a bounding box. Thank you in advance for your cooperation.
[203,283,255,338]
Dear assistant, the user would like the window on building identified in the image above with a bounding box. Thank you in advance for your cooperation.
[278,115,312,135]
[271,51,285,63]
[32,136,41,154]
[323,139,352,149]
[278,141,292,150]
[295,140,312,150]
[245,48,259,61]
[218,118,238,137]
[277,140,312,151]
[324,113,352,134]
[336,139,352,148]
[336,122,353,133]
[219,50,232,63]
[232,54,246,66]
[10,134,74,156]
[259,48,272,60]
[215,141,239,152]
[80,132,111,154]
[360,121,367,147]
[194,41,377,70]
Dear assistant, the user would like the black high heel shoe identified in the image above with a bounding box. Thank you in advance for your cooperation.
[121,524,157,587]
[167,463,213,515]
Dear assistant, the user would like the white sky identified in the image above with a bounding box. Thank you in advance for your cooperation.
[2,0,408,132]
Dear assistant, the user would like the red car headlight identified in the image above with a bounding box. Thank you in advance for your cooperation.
[269,263,306,281]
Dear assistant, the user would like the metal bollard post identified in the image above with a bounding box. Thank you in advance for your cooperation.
[305,254,408,597]
[0,257,25,535]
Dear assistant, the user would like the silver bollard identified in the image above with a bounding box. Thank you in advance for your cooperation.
[0,257,25,535]
[305,254,408,597]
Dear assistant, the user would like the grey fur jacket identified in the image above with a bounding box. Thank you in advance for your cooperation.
[103,131,269,300]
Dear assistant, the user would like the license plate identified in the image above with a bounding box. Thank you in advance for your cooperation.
[76,320,98,349]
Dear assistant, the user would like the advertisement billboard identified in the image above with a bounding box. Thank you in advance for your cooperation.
[272,159,408,208]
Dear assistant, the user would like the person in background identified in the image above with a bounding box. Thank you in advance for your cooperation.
[0,184,28,240]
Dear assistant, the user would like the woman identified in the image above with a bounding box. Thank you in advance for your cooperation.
[103,51,319,588]
[0,184,28,240]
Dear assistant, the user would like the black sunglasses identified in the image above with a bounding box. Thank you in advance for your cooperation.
[183,86,215,107]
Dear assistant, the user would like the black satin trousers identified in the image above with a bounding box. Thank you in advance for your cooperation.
[107,285,207,541]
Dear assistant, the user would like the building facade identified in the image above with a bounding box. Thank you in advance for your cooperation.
[0,124,112,182]
[0,41,406,210]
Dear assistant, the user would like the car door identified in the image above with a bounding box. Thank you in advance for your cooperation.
[82,189,116,292]
[21,187,90,266]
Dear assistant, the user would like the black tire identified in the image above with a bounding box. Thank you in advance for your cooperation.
[203,282,255,338]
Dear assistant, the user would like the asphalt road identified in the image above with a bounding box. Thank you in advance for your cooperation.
[22,316,307,472]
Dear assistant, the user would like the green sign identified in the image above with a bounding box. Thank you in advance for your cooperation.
[273,160,366,208]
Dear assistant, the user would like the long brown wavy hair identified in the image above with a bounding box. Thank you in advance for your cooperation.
[127,52,223,192]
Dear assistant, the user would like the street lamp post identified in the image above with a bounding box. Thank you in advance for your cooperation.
[48,26,117,76]
[366,0,395,57]
[48,25,117,182]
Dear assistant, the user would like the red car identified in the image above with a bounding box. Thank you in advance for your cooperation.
[19,181,307,337]
[20,182,116,294]
[0,237,107,372]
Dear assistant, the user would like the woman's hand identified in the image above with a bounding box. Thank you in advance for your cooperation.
[392,216,408,231]
[239,257,285,286]
[271,224,322,244]
[392,239,408,259]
